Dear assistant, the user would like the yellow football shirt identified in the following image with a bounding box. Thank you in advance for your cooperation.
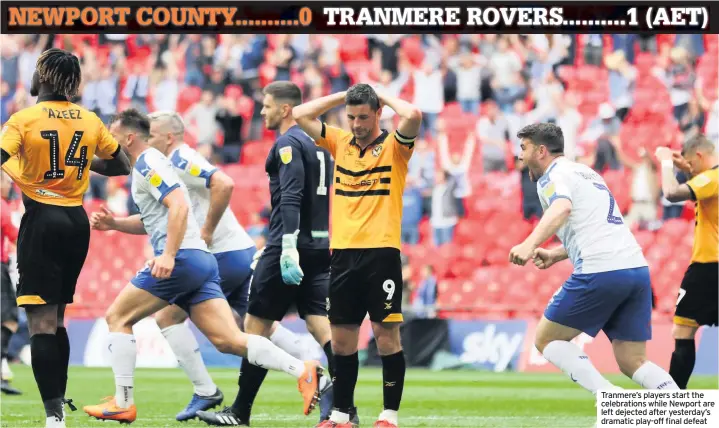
[1,96,120,207]
[686,166,718,264]
[316,123,415,250]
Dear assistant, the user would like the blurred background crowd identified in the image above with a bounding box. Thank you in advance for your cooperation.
[1,33,717,327]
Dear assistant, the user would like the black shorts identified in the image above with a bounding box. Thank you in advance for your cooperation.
[329,247,403,326]
[16,198,90,308]
[1,263,18,323]
[675,262,718,327]
[248,246,330,321]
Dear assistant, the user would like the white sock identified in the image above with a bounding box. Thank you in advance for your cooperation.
[270,323,306,360]
[330,410,350,423]
[378,409,399,425]
[542,340,616,395]
[109,332,136,408]
[161,324,217,396]
[246,334,304,378]
[632,361,679,390]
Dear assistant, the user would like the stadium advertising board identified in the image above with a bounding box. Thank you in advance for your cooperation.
[447,320,528,372]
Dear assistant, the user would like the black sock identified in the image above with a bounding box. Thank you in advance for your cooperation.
[670,339,696,389]
[381,351,406,411]
[322,341,335,379]
[1,326,12,361]
[30,334,63,418]
[231,357,268,422]
[333,352,359,413]
[56,327,70,398]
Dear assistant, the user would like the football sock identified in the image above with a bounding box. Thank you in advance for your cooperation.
[231,357,268,422]
[322,340,335,378]
[246,334,304,378]
[542,340,616,395]
[381,350,406,412]
[30,334,63,418]
[669,339,695,389]
[330,352,359,421]
[632,361,679,390]
[55,327,70,398]
[109,332,136,408]
[161,324,217,396]
[270,323,306,360]
[1,326,12,362]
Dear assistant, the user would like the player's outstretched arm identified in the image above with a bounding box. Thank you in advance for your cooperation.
[377,92,422,139]
[202,170,235,245]
[292,91,346,141]
[112,215,147,235]
[89,147,132,177]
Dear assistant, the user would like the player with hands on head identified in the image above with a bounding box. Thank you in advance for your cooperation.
[656,136,718,390]
[294,84,422,428]
[509,123,679,402]
[82,109,324,425]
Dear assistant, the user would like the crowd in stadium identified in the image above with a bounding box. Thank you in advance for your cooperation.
[1,33,717,321]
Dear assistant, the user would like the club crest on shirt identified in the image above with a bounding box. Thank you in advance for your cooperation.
[188,164,201,177]
[372,144,383,157]
[279,146,293,164]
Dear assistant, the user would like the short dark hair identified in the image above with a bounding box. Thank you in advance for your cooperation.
[517,123,564,155]
[682,134,715,156]
[345,83,380,111]
[112,109,150,139]
[263,81,303,107]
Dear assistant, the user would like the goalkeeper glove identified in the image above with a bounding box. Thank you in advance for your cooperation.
[280,232,304,285]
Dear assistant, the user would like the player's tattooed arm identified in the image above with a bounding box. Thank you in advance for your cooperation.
[292,91,346,141]
[656,147,693,202]
[90,146,132,176]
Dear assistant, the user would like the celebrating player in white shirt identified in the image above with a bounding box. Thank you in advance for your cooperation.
[509,123,678,396]
[83,109,324,424]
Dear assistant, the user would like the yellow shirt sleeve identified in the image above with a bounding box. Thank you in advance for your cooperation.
[687,169,719,202]
[393,130,416,163]
[316,123,349,158]
[1,114,24,157]
[95,120,121,159]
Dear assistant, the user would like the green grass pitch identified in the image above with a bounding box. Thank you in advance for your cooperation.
[1,365,717,427]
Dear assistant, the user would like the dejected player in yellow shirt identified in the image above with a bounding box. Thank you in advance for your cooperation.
[0,48,131,428]
[656,135,718,390]
[294,84,421,428]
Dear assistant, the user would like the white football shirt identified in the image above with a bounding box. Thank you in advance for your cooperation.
[537,157,648,274]
[168,144,255,254]
[131,147,207,256]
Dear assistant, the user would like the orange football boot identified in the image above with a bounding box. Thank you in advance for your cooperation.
[83,396,137,424]
[316,420,356,428]
[298,360,322,415]
[373,420,398,428]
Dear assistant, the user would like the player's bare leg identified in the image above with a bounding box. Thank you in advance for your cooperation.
[25,304,66,427]
[612,340,678,389]
[325,324,361,428]
[83,284,169,424]
[669,323,699,389]
[534,316,618,395]
[155,305,224,421]
[371,321,404,428]
[189,299,323,419]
